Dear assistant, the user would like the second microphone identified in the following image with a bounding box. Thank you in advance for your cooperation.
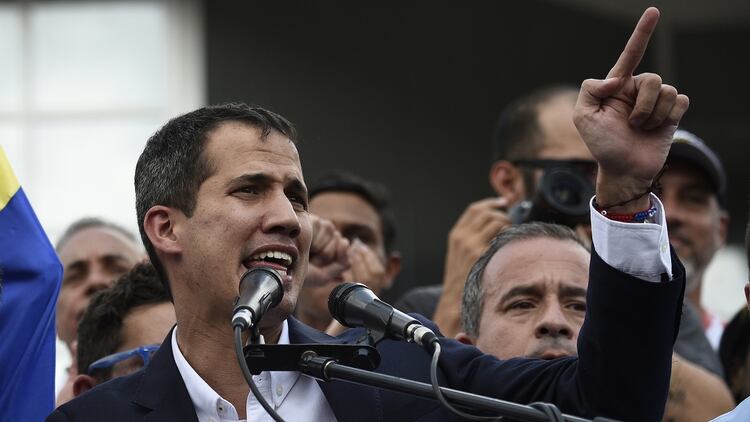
[328,282,439,353]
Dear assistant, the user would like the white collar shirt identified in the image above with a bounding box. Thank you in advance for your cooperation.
[712,395,750,421]
[172,320,337,422]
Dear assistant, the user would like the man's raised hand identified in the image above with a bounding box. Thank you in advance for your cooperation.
[305,214,350,287]
[573,7,689,211]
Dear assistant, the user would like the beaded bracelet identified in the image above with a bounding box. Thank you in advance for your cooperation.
[596,202,658,223]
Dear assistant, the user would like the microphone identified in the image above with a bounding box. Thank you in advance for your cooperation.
[232,267,283,330]
[328,282,439,352]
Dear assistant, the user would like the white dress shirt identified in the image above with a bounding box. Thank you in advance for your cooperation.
[712,395,750,421]
[591,194,672,282]
[171,194,672,422]
[172,320,336,422]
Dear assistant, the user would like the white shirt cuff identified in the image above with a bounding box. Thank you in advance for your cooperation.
[590,193,672,282]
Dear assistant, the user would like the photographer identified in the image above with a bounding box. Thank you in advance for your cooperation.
[397,85,596,336]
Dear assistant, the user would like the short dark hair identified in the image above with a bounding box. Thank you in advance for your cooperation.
[461,222,588,337]
[491,85,579,163]
[134,103,297,296]
[56,217,138,252]
[76,262,170,382]
[309,170,397,254]
[719,307,750,404]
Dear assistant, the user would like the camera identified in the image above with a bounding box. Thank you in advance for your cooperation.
[508,160,595,228]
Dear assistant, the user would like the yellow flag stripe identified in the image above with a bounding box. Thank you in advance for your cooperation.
[0,146,21,211]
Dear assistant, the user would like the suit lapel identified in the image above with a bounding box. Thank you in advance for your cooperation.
[288,317,382,422]
[129,319,382,421]
[133,328,199,422]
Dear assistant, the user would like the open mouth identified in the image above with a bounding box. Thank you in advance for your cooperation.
[243,250,294,276]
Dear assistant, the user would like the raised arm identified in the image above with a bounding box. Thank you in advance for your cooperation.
[439,9,689,421]
[574,7,689,212]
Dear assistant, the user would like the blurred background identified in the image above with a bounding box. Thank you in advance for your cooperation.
[2,0,749,321]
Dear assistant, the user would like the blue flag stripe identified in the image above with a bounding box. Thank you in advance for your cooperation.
[0,187,62,421]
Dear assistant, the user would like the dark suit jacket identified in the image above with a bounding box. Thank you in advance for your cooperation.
[48,249,685,421]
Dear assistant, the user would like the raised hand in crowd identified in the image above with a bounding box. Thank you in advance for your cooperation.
[343,238,392,295]
[324,238,394,336]
[305,214,350,288]
[573,7,689,209]
[433,197,511,337]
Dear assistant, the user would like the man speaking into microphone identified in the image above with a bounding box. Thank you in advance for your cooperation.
[51,7,688,421]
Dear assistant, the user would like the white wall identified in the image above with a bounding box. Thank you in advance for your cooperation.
[0,0,205,246]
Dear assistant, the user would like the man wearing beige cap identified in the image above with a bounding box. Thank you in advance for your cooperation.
[661,130,730,354]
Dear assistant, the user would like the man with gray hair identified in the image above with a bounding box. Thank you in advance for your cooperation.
[456,222,735,421]
[456,222,588,360]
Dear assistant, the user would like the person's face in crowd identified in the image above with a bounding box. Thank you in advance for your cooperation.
[56,227,142,347]
[111,302,176,378]
[490,94,595,241]
[490,94,595,203]
[73,302,176,396]
[456,237,589,359]
[159,122,311,331]
[311,192,388,261]
[659,160,728,289]
[298,192,399,325]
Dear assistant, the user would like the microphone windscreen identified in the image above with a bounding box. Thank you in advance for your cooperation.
[328,282,366,325]
[234,267,283,322]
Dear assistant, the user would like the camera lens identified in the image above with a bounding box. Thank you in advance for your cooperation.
[550,175,583,207]
[509,163,595,227]
[516,166,594,227]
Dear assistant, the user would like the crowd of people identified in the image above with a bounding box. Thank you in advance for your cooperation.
[2,6,750,422]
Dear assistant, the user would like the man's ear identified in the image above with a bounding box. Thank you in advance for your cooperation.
[383,252,402,290]
[143,205,184,256]
[455,332,476,346]
[72,374,98,397]
[744,283,749,309]
[488,160,525,203]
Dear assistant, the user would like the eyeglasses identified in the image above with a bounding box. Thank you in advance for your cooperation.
[87,344,160,375]
[512,159,598,181]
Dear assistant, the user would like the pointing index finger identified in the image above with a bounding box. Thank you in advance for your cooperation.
[606,7,660,78]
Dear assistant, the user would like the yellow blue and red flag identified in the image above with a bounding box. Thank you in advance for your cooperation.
[0,146,62,421]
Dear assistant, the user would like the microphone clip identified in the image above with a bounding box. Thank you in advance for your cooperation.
[355,327,385,347]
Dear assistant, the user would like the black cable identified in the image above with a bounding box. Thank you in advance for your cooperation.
[429,342,503,421]
[233,326,285,422]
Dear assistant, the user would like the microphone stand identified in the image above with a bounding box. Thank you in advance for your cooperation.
[243,344,616,422]
[298,352,609,422]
